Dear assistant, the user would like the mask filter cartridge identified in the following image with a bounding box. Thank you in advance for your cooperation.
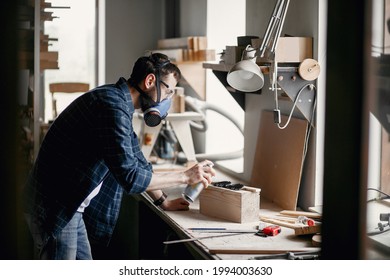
[143,98,172,127]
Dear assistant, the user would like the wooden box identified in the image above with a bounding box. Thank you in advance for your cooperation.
[199,186,261,223]
[251,37,313,63]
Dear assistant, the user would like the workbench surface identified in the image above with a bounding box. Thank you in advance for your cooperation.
[140,171,317,260]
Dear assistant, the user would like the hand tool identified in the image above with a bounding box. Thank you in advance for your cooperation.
[163,232,255,245]
[297,215,315,226]
[256,225,281,237]
[260,216,321,235]
[250,249,321,260]
[208,248,319,255]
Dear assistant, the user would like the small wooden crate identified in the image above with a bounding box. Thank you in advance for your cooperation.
[251,37,313,63]
[199,186,261,223]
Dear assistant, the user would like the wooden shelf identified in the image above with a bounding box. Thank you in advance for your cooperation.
[18,0,63,160]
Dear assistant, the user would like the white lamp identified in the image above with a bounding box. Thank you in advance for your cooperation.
[226,0,290,94]
[226,52,264,92]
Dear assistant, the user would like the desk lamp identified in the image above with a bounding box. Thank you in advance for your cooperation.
[227,0,294,128]
[226,45,264,92]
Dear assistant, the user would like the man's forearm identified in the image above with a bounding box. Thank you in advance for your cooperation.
[146,171,187,191]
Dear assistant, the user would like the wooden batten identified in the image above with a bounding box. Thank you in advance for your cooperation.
[260,216,321,235]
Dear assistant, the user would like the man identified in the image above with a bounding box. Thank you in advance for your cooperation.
[22,53,215,260]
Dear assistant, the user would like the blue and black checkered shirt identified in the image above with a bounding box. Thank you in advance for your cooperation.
[23,77,153,245]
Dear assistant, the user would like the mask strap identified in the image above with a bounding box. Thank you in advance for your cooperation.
[154,60,170,103]
[128,79,157,106]
[129,57,171,104]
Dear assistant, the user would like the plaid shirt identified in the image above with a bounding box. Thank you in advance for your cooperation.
[23,77,153,245]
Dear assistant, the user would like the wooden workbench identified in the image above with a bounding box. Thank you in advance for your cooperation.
[133,170,318,260]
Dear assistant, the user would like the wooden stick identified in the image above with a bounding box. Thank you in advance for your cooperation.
[280,210,322,219]
[163,232,254,245]
[208,248,320,255]
[262,215,297,223]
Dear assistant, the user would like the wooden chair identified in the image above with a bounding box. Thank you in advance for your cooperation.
[49,82,90,119]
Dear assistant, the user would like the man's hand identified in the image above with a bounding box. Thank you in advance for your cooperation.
[160,197,190,211]
[184,160,216,189]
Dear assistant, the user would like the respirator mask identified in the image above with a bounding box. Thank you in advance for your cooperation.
[130,59,173,127]
[140,94,172,127]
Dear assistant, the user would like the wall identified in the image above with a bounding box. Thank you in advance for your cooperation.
[245,0,324,209]
[104,0,165,83]
[104,0,207,83]
[180,0,207,36]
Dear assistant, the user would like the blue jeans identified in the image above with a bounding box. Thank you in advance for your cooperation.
[25,212,93,260]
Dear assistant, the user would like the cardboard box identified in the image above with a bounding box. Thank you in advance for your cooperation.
[251,37,313,63]
[199,185,261,223]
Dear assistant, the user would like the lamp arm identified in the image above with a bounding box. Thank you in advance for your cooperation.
[259,0,282,57]
[271,0,290,54]
[259,16,277,57]
[259,0,284,57]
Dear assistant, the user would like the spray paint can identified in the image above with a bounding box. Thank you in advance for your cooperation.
[182,182,204,203]
[182,163,213,203]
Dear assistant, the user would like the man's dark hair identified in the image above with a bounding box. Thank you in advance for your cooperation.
[129,53,181,85]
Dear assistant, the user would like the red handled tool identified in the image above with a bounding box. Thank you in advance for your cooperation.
[256,225,281,237]
[297,216,315,226]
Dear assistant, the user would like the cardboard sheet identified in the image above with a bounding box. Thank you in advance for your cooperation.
[250,111,308,210]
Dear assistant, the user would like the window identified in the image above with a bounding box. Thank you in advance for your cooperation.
[44,0,96,122]
[206,0,246,174]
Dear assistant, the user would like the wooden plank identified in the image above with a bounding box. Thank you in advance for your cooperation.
[40,51,58,61]
[279,210,322,220]
[194,49,216,61]
[163,232,253,245]
[49,83,90,93]
[157,37,194,50]
[19,51,58,61]
[250,111,308,210]
[195,36,208,50]
[40,60,58,70]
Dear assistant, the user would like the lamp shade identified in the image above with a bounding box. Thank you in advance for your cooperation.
[227,59,264,92]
